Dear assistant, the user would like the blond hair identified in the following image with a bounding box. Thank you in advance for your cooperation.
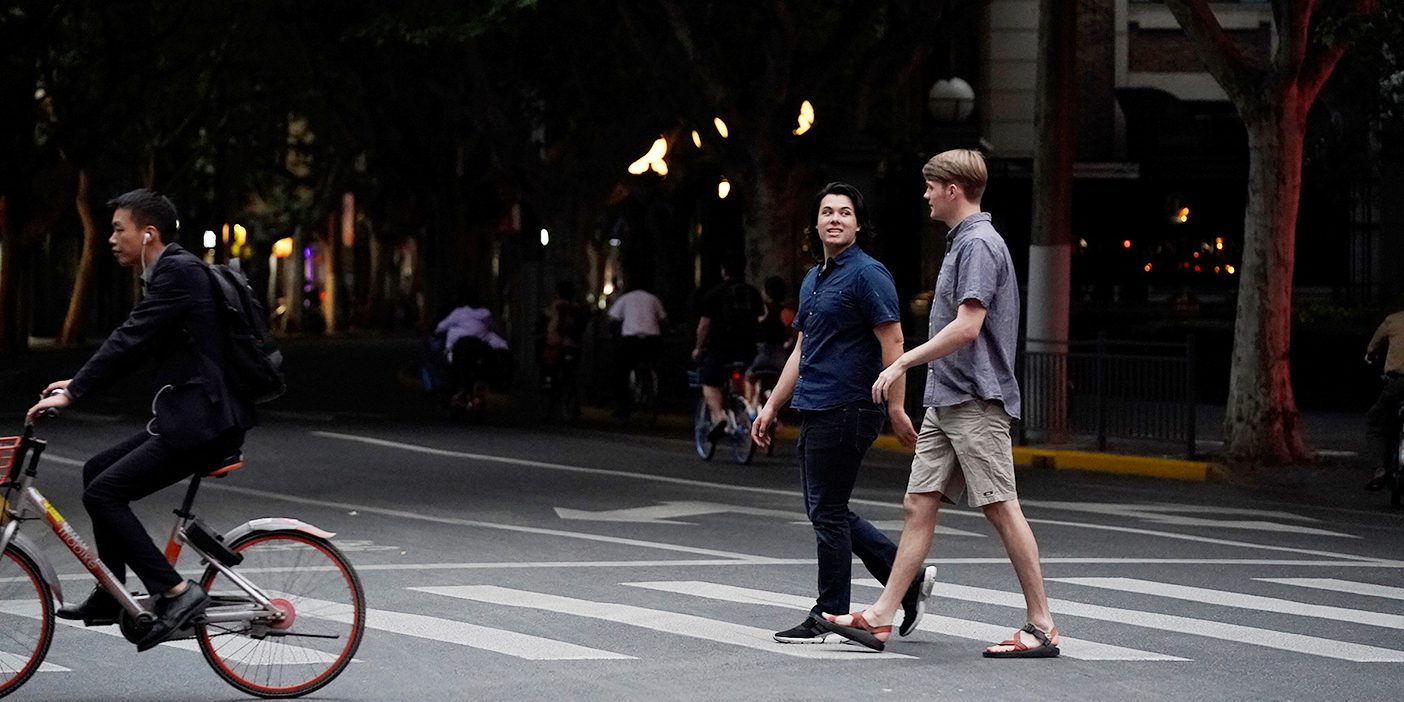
[921,149,987,203]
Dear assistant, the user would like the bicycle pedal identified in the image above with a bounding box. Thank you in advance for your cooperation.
[82,617,119,627]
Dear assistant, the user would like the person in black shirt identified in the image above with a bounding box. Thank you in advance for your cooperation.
[691,259,764,438]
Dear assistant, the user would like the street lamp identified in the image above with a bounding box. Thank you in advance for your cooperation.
[928,77,975,123]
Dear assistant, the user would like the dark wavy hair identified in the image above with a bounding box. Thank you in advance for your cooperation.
[804,182,875,262]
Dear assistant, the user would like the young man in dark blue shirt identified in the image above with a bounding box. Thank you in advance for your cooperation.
[751,182,935,644]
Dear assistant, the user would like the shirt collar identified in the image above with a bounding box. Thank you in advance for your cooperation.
[140,244,173,284]
[822,243,863,273]
[946,212,991,247]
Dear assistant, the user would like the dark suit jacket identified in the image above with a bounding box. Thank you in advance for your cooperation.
[67,244,256,449]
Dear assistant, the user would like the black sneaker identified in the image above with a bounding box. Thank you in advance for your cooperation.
[774,615,846,644]
[136,581,210,652]
[899,565,938,637]
[56,586,121,626]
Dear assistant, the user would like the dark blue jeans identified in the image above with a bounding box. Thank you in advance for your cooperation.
[797,403,897,617]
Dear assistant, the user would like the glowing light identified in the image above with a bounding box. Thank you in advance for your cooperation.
[603,281,615,296]
[691,130,702,148]
[628,137,669,176]
[608,238,621,247]
[272,237,294,259]
[1226,264,1236,274]
[792,100,814,136]
[1215,237,1224,251]
[718,177,731,200]
[1214,266,1221,273]
[203,230,216,249]
[1193,265,1202,273]
[1176,207,1189,224]
[539,228,550,246]
[713,117,729,138]
[1078,239,1088,249]
[1193,251,1200,259]
[1143,263,1152,273]
[1122,239,1132,249]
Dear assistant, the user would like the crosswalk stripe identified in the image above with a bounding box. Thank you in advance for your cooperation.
[1050,577,1404,630]
[854,580,1404,662]
[0,651,69,673]
[1257,578,1404,601]
[625,581,1185,661]
[291,595,632,661]
[413,585,914,660]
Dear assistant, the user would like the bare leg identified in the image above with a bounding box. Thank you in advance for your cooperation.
[828,491,942,626]
[702,385,725,423]
[982,498,1056,650]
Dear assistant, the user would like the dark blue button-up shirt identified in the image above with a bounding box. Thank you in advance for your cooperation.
[790,245,901,411]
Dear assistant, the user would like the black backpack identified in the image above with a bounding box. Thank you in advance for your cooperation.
[203,263,286,404]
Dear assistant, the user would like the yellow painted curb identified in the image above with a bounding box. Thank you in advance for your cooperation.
[863,434,1207,482]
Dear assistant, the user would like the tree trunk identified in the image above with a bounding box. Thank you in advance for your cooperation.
[1026,0,1078,443]
[59,167,100,345]
[745,165,805,286]
[1223,108,1312,463]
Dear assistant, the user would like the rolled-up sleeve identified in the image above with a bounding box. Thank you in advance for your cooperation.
[856,264,901,327]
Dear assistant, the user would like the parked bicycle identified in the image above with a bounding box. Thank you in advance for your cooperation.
[690,363,756,465]
[0,415,365,699]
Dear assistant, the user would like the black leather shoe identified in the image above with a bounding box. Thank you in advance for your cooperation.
[56,586,121,626]
[136,581,210,652]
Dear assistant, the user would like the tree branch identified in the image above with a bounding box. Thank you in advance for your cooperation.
[1298,0,1381,107]
[1163,0,1260,104]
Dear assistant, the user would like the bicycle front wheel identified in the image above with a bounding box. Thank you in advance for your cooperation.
[694,398,717,460]
[198,531,365,699]
[0,546,54,698]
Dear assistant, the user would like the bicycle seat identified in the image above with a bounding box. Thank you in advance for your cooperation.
[204,452,245,478]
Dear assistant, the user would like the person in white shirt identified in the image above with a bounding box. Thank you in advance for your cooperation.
[608,285,668,419]
[434,296,510,411]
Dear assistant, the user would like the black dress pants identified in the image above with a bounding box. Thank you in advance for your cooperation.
[82,428,244,595]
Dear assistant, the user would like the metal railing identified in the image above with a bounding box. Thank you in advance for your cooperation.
[1018,335,1197,458]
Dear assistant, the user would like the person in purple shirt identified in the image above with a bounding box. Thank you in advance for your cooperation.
[751,182,935,644]
[819,149,1060,657]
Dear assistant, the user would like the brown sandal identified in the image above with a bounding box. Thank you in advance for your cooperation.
[816,611,892,652]
[983,622,1061,658]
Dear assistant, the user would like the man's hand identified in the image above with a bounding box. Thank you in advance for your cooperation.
[751,405,778,449]
[26,388,71,425]
[871,358,907,403]
[888,407,918,448]
[42,379,71,396]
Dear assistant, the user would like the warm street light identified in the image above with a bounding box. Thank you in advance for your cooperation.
[203,230,216,249]
[272,237,294,259]
[627,137,669,176]
[713,117,729,138]
[691,130,702,148]
[793,100,814,135]
[540,228,550,246]
[718,177,731,200]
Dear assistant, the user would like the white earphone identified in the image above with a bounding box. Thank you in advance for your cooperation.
[143,232,151,244]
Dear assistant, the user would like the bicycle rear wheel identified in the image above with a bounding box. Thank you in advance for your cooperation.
[198,531,365,699]
[694,398,717,460]
[728,396,756,465]
[0,546,53,698]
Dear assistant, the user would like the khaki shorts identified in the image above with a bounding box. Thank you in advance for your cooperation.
[907,400,1017,507]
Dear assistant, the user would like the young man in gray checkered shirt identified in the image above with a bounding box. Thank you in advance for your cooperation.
[817,149,1060,658]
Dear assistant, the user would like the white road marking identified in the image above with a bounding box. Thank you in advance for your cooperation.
[867,522,988,537]
[0,651,69,673]
[1050,577,1404,630]
[554,501,802,524]
[1021,501,1352,538]
[854,580,1404,662]
[300,435,1389,563]
[288,595,631,661]
[413,585,913,660]
[625,581,1185,661]
[1258,578,1404,601]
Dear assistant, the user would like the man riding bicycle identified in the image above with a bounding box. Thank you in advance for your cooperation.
[25,189,256,651]
[692,259,764,439]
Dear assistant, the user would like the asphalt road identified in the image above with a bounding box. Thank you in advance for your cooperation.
[3,336,1403,701]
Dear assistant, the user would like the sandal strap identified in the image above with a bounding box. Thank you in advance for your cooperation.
[1020,622,1053,647]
